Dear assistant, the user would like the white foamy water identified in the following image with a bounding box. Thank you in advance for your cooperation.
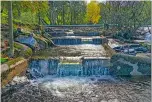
[2,75,151,102]
[30,75,117,98]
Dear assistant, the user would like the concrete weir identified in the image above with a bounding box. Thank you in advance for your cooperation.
[29,31,111,78]
[29,56,111,78]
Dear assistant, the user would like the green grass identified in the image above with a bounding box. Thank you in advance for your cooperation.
[0,58,9,64]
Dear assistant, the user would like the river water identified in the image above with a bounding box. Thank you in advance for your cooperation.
[1,76,151,102]
[1,32,151,102]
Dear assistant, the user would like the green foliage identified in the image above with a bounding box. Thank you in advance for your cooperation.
[141,43,151,51]
[1,1,150,27]
[24,48,33,58]
[1,12,8,24]
[0,58,9,64]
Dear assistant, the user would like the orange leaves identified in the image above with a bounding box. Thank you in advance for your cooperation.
[86,1,101,24]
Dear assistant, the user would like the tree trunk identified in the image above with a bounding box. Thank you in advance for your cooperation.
[8,1,14,57]
[62,4,65,25]
[48,1,55,25]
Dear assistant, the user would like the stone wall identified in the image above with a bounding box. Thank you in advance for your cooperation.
[1,58,28,87]
[110,53,151,76]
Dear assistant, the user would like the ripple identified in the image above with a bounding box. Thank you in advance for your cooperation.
[1,76,151,102]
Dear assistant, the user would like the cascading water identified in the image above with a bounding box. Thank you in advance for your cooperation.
[52,37,103,45]
[2,30,151,102]
[57,63,82,76]
[82,58,110,76]
[28,32,110,78]
[49,32,100,37]
[28,57,110,78]
[28,59,59,78]
[52,38,82,45]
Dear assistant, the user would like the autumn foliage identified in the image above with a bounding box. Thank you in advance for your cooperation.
[86,1,101,24]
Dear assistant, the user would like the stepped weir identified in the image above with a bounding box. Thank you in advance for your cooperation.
[29,57,110,78]
[29,28,110,78]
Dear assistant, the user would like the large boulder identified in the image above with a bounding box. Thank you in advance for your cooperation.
[15,35,38,49]
[110,53,151,76]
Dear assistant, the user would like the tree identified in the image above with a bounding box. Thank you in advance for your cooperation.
[8,1,14,57]
[86,1,101,24]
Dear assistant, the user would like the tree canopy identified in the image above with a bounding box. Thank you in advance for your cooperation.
[86,1,101,24]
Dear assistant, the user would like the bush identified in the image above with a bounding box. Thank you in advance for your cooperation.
[1,58,8,64]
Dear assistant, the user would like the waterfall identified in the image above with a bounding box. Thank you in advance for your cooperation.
[49,32,100,37]
[28,31,110,78]
[92,38,102,44]
[82,58,110,76]
[52,38,103,45]
[52,38,82,45]
[57,63,82,77]
[29,57,110,78]
[29,59,59,78]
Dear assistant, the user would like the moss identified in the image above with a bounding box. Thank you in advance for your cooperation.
[110,61,133,76]
[14,42,33,58]
[141,43,151,51]
[111,53,151,64]
[138,63,151,75]
[34,34,49,48]
[24,48,33,58]
[1,68,14,81]
[14,42,24,50]
[111,53,151,76]
[6,57,24,67]
[31,56,58,60]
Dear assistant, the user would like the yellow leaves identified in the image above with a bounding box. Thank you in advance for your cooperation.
[86,1,101,24]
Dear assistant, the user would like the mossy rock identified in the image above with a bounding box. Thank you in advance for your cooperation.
[5,57,24,67]
[14,42,33,58]
[111,53,151,76]
[138,63,151,75]
[1,42,33,59]
[111,53,151,64]
[33,34,49,49]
